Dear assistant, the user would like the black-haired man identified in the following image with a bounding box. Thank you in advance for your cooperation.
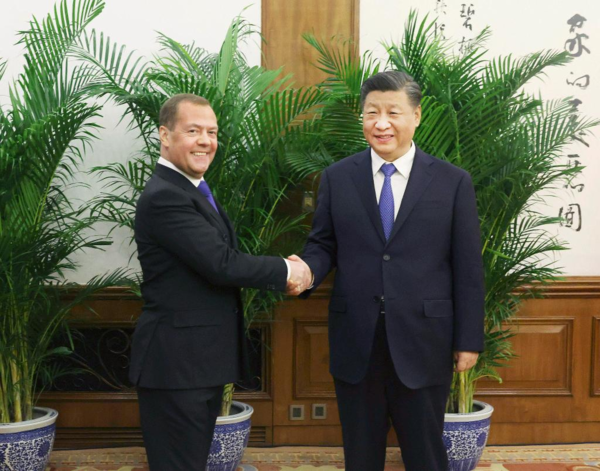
[297,71,485,470]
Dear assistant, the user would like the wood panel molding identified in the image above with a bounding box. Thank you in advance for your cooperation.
[516,276,600,298]
[312,275,600,299]
[63,277,600,305]
[592,316,600,396]
[293,319,335,399]
[477,317,574,396]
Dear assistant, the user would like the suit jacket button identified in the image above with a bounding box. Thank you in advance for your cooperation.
[373,296,380,303]
[383,254,391,261]
[222,234,228,241]
[267,284,275,290]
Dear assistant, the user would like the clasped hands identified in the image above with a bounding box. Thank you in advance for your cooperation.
[286,254,312,296]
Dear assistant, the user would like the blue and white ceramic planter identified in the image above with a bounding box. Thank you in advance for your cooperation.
[0,407,58,471]
[207,401,253,471]
[443,400,494,471]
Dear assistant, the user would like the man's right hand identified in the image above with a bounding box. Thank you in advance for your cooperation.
[286,254,312,296]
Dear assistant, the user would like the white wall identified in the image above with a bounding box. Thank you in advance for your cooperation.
[0,0,261,283]
[362,0,600,276]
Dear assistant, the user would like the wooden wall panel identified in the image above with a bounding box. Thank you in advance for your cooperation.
[43,278,600,448]
[477,285,600,442]
[272,278,600,446]
[40,288,276,449]
[478,318,574,395]
[294,320,335,398]
[272,296,341,441]
[262,0,360,87]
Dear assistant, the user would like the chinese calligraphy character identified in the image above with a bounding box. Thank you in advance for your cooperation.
[559,204,582,231]
[573,132,590,147]
[567,14,586,33]
[564,181,585,192]
[435,22,446,39]
[565,33,591,57]
[569,98,583,111]
[460,4,475,30]
[435,0,448,15]
[566,73,590,89]
[563,160,585,192]
[458,37,474,55]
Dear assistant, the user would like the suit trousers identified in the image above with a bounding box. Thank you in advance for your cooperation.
[137,384,224,471]
[334,311,450,471]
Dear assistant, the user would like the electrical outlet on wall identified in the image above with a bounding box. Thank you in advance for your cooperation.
[312,403,327,420]
[289,404,305,420]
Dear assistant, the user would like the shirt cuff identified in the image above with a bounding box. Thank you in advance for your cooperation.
[284,259,291,281]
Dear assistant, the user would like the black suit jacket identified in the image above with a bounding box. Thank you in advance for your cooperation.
[301,147,485,389]
[129,164,287,389]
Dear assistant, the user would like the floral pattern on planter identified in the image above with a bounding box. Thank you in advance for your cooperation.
[206,418,251,471]
[0,423,56,471]
[443,417,491,471]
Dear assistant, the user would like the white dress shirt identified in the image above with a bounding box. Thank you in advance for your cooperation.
[157,156,203,186]
[371,142,416,220]
[156,157,292,280]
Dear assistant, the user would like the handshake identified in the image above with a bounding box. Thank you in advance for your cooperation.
[286,254,313,296]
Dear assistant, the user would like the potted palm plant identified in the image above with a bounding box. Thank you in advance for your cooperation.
[76,15,322,470]
[0,1,128,469]
[294,11,598,471]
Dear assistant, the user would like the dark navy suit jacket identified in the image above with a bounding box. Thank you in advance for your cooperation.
[301,147,485,389]
[130,164,287,389]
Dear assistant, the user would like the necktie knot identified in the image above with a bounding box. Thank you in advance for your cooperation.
[198,180,213,198]
[380,163,397,178]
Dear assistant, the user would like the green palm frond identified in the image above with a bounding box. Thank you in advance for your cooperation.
[155,33,212,80]
[76,29,147,95]
[386,10,443,84]
[300,32,380,165]
[0,0,126,423]
[81,15,322,330]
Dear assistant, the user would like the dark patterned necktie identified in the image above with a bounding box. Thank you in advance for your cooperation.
[198,180,219,214]
[379,163,397,240]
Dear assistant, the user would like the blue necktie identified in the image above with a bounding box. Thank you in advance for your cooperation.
[379,163,397,240]
[198,180,219,214]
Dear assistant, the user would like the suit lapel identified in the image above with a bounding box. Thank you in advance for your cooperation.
[386,147,435,245]
[351,149,386,244]
[154,165,230,236]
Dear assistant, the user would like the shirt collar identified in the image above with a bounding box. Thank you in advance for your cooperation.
[157,156,204,187]
[371,141,416,179]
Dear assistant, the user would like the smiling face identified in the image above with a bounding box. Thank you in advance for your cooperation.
[362,89,421,162]
[159,101,218,179]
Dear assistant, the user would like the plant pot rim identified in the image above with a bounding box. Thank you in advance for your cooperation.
[0,407,58,434]
[444,399,494,422]
[216,400,254,425]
